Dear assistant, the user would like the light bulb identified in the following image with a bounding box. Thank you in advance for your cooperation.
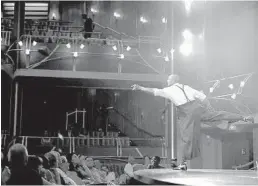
[126,46,131,51]
[18,41,23,46]
[209,87,214,93]
[120,54,124,59]
[112,45,117,51]
[157,48,162,53]
[231,93,236,99]
[32,41,37,46]
[25,49,30,55]
[73,52,78,57]
[66,43,71,48]
[80,44,85,49]
[240,81,245,87]
[164,55,169,62]
[228,84,234,90]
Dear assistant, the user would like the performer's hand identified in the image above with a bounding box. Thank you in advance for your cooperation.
[131,84,142,91]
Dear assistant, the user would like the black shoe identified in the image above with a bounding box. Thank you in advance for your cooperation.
[173,162,187,171]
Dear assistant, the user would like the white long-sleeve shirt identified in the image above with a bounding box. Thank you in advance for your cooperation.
[153,83,206,106]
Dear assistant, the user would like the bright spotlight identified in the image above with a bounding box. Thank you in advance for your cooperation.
[126,46,131,51]
[157,48,162,53]
[112,45,117,51]
[114,12,121,18]
[228,84,234,90]
[240,81,245,87]
[18,41,23,46]
[32,41,37,46]
[66,43,71,49]
[164,55,169,62]
[25,49,30,55]
[162,17,167,23]
[179,42,192,56]
[231,93,236,99]
[140,16,148,23]
[91,8,98,13]
[182,29,193,40]
[73,52,78,57]
[209,87,214,93]
[119,54,124,59]
[80,44,85,49]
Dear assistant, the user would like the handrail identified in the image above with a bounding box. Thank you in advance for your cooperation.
[232,160,256,170]
[112,107,162,138]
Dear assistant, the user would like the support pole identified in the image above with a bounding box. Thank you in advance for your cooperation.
[13,82,19,136]
[83,109,85,128]
[75,108,78,123]
[66,112,68,130]
[19,87,23,136]
[167,2,177,161]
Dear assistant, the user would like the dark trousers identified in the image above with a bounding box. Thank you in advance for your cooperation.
[177,99,244,161]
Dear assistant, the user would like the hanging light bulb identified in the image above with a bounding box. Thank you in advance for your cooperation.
[66,43,71,48]
[164,55,169,62]
[157,48,162,53]
[240,81,245,87]
[209,87,214,93]
[112,45,117,51]
[126,46,131,51]
[231,93,236,99]
[32,41,37,46]
[73,52,78,57]
[162,17,167,23]
[80,44,85,49]
[228,84,234,90]
[114,12,121,18]
[18,41,23,46]
[91,8,98,13]
[25,49,30,55]
[119,54,124,59]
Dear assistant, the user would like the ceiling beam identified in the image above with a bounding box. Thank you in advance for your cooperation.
[14,69,168,83]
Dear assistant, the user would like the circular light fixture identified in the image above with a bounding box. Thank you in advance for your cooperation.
[112,45,117,51]
[25,49,30,55]
[32,41,37,46]
[119,54,124,59]
[157,48,162,53]
[66,43,71,49]
[73,52,78,57]
[80,44,85,49]
[18,41,23,46]
[126,46,131,51]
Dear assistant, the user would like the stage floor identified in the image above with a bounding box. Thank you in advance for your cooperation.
[134,169,258,185]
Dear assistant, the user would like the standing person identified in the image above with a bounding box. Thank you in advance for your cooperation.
[82,15,94,39]
[132,74,254,170]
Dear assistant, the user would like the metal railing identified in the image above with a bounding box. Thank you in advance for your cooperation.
[1,31,11,45]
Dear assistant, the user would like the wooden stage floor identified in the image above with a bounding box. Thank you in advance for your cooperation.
[134,169,258,185]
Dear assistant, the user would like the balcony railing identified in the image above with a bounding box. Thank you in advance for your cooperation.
[1,31,11,45]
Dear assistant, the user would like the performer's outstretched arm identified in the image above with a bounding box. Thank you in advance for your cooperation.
[131,84,156,95]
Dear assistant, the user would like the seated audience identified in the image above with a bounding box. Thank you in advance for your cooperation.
[6,144,43,185]
[143,155,151,168]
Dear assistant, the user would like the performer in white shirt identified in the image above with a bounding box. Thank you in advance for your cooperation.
[132,74,254,170]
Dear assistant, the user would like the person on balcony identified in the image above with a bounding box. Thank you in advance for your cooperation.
[82,15,95,39]
[132,74,254,170]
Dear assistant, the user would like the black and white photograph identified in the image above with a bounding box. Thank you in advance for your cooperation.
[1,0,258,185]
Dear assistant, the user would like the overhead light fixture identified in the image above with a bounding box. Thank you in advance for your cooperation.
[66,43,71,49]
[25,49,30,55]
[114,12,121,18]
[240,81,245,87]
[91,8,98,13]
[157,48,162,53]
[126,46,131,51]
[119,54,124,59]
[112,45,117,51]
[80,44,85,49]
[32,41,37,46]
[228,84,234,90]
[164,55,169,62]
[231,93,236,99]
[184,0,194,13]
[73,52,78,57]
[170,48,175,54]
[140,16,148,23]
[18,41,23,46]
[162,17,167,23]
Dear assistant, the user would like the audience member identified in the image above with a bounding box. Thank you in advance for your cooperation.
[124,155,135,177]
[45,151,61,184]
[147,156,164,169]
[6,144,43,185]
[58,156,76,185]
[143,155,151,168]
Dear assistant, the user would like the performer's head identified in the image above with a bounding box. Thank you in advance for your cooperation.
[167,74,179,86]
